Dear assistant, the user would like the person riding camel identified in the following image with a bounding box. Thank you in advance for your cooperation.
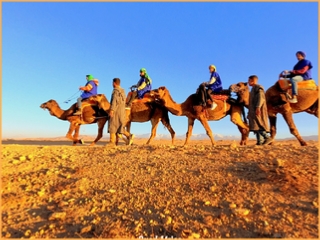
[279,51,313,104]
[74,74,99,115]
[199,64,223,110]
[126,68,152,109]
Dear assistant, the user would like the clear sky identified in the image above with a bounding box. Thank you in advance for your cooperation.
[2,1,318,139]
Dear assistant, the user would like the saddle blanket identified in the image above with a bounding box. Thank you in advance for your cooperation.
[278,79,317,91]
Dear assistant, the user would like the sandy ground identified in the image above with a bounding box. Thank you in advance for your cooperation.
[1,139,318,238]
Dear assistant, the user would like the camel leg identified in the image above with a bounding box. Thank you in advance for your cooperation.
[184,118,195,146]
[66,123,76,141]
[66,122,79,146]
[90,119,107,146]
[281,111,307,146]
[198,115,216,146]
[161,118,176,145]
[72,125,82,146]
[268,114,277,144]
[146,118,161,144]
[230,106,249,145]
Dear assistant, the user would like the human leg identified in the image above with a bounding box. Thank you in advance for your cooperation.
[288,76,303,103]
[207,89,217,110]
[259,130,273,145]
[74,97,83,115]
[126,91,138,109]
[255,131,263,145]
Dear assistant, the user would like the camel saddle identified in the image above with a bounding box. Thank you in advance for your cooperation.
[126,92,152,104]
[277,79,318,91]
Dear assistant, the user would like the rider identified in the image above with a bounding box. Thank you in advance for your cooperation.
[279,51,313,103]
[74,74,99,115]
[125,68,152,109]
[200,64,223,110]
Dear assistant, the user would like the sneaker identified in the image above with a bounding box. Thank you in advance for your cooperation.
[211,102,217,110]
[262,138,274,145]
[73,110,82,115]
[288,97,298,103]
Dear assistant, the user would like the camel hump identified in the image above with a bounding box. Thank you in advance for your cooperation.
[277,79,318,91]
[83,96,100,105]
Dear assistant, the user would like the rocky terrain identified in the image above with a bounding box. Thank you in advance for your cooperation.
[1,139,318,238]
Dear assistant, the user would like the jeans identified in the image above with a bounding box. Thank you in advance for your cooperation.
[77,97,83,109]
[289,75,304,96]
[255,130,270,145]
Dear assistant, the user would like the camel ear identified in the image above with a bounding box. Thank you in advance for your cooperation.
[159,86,165,90]
[244,82,248,86]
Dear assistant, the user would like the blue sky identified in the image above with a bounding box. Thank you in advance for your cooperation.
[2,2,318,139]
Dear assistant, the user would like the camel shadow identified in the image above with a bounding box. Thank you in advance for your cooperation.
[224,161,268,184]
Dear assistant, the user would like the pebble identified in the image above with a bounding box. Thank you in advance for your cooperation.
[229,203,237,209]
[273,158,286,167]
[80,225,92,234]
[234,208,250,216]
[49,212,66,221]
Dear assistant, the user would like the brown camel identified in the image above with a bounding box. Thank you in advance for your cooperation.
[40,94,109,146]
[91,92,176,145]
[150,86,249,146]
[266,80,318,146]
[229,80,318,146]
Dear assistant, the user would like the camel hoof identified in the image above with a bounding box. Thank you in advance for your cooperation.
[90,142,95,146]
[301,142,308,146]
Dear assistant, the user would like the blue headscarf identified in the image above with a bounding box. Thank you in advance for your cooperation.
[296,51,306,58]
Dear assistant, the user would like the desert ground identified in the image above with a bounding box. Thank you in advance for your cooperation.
[1,138,318,238]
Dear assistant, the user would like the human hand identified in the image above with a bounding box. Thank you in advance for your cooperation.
[109,110,114,117]
[79,86,84,91]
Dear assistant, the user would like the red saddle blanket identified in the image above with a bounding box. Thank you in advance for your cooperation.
[278,79,317,91]
[210,94,229,101]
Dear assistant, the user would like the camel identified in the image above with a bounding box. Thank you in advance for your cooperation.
[266,80,318,146]
[149,85,249,146]
[40,94,110,146]
[94,92,176,145]
[229,80,318,146]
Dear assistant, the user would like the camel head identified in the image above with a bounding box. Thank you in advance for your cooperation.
[150,86,167,99]
[149,86,170,105]
[229,82,250,108]
[40,99,60,116]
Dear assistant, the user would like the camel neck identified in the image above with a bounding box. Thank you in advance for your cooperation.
[162,97,187,116]
[49,104,69,120]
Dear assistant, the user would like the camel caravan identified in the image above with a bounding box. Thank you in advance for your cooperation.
[40,51,318,146]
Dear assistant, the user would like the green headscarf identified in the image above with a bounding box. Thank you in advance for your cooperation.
[140,68,151,83]
[86,74,94,81]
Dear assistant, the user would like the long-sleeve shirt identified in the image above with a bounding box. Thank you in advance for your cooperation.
[205,72,223,92]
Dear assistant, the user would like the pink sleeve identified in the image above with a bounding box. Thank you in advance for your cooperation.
[292,66,309,74]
